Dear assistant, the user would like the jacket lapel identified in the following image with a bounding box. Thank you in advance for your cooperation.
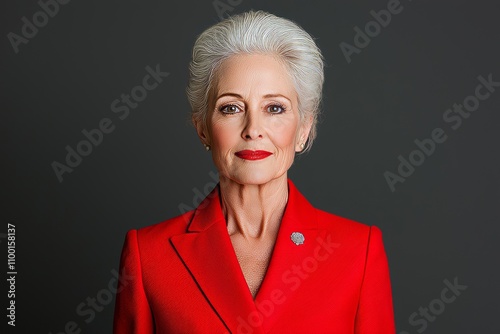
[254,179,325,332]
[170,184,265,333]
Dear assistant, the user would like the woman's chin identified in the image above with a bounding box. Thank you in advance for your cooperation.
[224,171,286,186]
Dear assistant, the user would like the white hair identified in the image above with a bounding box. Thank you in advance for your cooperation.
[186,10,324,153]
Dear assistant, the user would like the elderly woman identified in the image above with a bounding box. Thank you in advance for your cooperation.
[113,10,395,334]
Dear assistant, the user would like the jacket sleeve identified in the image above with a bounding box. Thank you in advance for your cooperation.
[113,229,154,334]
[354,226,396,334]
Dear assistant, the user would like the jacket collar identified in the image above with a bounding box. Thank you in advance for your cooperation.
[170,178,323,333]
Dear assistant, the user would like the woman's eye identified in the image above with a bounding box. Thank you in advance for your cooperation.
[220,105,241,114]
[268,104,285,114]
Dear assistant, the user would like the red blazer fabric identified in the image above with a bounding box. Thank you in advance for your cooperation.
[113,178,395,333]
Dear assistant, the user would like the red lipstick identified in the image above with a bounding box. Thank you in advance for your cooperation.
[235,150,272,160]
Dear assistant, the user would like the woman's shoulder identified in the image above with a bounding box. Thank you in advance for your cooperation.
[132,209,196,241]
[314,207,383,241]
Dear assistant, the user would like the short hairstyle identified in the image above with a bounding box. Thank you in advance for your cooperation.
[186,10,324,153]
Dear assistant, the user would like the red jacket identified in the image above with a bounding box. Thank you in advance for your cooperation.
[113,178,395,333]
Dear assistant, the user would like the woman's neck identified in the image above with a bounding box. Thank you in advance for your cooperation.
[219,174,289,240]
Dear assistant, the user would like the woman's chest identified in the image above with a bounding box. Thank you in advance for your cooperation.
[230,236,276,298]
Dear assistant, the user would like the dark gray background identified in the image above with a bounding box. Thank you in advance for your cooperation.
[2,0,499,333]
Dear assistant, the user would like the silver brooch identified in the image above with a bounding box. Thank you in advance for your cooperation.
[290,232,305,245]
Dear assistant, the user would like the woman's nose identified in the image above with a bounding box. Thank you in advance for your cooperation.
[241,108,264,140]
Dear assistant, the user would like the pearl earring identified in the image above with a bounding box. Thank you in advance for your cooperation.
[204,144,210,151]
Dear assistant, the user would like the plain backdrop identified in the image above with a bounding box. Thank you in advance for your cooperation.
[2,0,499,333]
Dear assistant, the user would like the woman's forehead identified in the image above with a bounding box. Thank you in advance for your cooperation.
[212,54,297,101]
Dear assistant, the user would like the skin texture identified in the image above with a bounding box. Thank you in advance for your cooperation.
[194,53,312,298]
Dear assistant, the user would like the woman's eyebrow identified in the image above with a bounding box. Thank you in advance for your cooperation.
[215,93,291,103]
[262,94,291,103]
[216,92,243,100]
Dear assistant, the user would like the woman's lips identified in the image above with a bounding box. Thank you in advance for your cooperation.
[235,150,272,160]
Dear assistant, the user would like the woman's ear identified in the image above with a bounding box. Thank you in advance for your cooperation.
[296,115,313,152]
[193,115,210,146]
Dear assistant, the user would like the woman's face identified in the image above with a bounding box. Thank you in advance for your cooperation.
[197,53,312,185]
